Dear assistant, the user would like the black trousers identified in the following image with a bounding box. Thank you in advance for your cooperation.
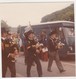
[27,54,42,77]
[2,59,16,77]
[48,51,64,72]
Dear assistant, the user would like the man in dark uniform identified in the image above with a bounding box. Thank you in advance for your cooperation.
[25,30,42,77]
[47,30,65,73]
[1,28,19,77]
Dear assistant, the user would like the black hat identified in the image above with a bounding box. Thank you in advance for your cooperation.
[24,30,34,38]
[49,30,57,36]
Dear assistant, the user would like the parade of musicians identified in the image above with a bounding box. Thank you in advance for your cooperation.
[0,2,75,77]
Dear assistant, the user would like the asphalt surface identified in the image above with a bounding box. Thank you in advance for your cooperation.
[5,53,75,77]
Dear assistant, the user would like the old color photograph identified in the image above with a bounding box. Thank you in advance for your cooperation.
[0,2,75,77]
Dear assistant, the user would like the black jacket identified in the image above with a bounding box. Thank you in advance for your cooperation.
[2,38,11,60]
[26,39,37,56]
[48,38,57,52]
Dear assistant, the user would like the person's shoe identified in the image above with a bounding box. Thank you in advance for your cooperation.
[39,75,42,77]
[60,70,66,73]
[47,69,52,72]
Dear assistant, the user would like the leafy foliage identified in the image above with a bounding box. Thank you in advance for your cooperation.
[41,4,74,22]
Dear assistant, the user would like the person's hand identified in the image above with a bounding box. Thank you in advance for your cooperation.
[27,46,31,49]
[8,53,15,58]
[32,45,36,47]
[36,43,40,48]
[36,49,40,53]
[57,42,64,49]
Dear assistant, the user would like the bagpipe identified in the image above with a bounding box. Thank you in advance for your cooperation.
[54,37,65,50]
[7,40,19,62]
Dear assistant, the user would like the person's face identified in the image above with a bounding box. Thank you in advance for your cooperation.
[51,34,57,39]
[41,32,46,35]
[2,32,7,37]
[28,33,34,39]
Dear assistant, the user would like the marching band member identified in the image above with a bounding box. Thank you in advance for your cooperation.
[25,30,42,77]
[47,30,65,73]
[39,31,48,61]
[1,28,19,77]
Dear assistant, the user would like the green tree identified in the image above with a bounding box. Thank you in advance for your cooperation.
[41,4,74,22]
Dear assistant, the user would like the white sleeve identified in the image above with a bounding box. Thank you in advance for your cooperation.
[19,39,22,47]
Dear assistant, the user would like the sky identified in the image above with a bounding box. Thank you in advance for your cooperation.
[0,2,73,27]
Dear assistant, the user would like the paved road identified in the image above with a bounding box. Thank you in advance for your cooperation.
[6,55,75,77]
